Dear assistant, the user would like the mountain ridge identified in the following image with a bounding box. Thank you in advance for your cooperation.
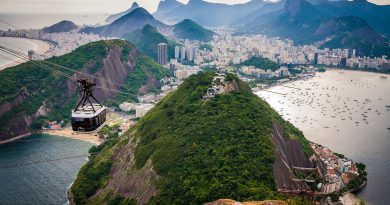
[105,2,140,24]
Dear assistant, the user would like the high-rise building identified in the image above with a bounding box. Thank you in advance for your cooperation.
[181,47,186,60]
[175,46,180,59]
[313,52,319,65]
[340,57,347,67]
[186,48,194,61]
[158,43,168,65]
[192,47,198,60]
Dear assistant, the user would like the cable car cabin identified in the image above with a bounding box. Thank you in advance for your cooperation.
[71,103,106,132]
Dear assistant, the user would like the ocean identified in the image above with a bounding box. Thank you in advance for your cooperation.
[0,12,107,30]
[257,70,390,205]
[0,134,92,204]
[0,37,41,69]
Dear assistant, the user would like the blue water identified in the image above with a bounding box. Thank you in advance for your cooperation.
[0,134,92,204]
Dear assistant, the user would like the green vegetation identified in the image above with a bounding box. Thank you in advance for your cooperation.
[71,72,314,204]
[0,40,110,131]
[238,57,280,71]
[0,40,169,135]
[173,19,215,42]
[71,136,121,204]
[110,55,170,105]
[123,24,178,60]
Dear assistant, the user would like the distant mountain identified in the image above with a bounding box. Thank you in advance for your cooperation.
[80,7,167,38]
[154,0,184,21]
[242,0,389,57]
[314,0,390,39]
[0,40,169,142]
[154,0,267,26]
[42,20,77,33]
[105,2,139,24]
[317,16,389,56]
[124,24,178,60]
[101,8,165,37]
[173,19,215,41]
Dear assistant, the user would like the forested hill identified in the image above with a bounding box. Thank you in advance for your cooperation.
[70,72,314,205]
[124,24,178,61]
[0,40,169,142]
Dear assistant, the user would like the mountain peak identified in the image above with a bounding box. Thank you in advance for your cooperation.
[131,2,139,9]
[105,1,140,23]
[123,7,152,18]
[283,0,313,17]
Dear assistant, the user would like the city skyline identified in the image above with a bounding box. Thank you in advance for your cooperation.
[1,0,389,14]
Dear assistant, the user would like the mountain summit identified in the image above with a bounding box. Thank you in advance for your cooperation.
[101,8,164,37]
[70,73,314,204]
[105,2,140,23]
[173,19,215,41]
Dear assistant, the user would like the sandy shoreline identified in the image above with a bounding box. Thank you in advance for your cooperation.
[43,127,101,145]
[0,127,101,145]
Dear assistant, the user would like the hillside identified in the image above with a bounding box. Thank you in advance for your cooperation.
[42,20,78,33]
[124,24,178,61]
[173,19,215,41]
[81,8,166,38]
[238,57,280,71]
[105,2,140,24]
[316,16,389,57]
[0,40,169,142]
[70,73,314,204]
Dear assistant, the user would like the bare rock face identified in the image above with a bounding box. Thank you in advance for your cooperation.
[92,47,138,101]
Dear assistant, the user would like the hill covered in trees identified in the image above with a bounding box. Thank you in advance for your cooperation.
[124,24,178,61]
[238,57,280,71]
[70,72,314,204]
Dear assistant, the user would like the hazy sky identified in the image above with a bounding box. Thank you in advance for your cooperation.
[0,0,389,14]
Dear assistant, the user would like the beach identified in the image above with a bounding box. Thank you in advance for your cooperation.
[43,127,102,145]
[0,126,101,145]
[0,37,53,70]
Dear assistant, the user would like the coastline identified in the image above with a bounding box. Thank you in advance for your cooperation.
[0,132,33,145]
[0,127,101,146]
[43,127,101,145]
[0,37,54,70]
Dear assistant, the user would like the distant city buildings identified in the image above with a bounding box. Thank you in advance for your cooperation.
[172,44,199,63]
[175,46,180,59]
[197,32,389,72]
[158,43,168,65]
